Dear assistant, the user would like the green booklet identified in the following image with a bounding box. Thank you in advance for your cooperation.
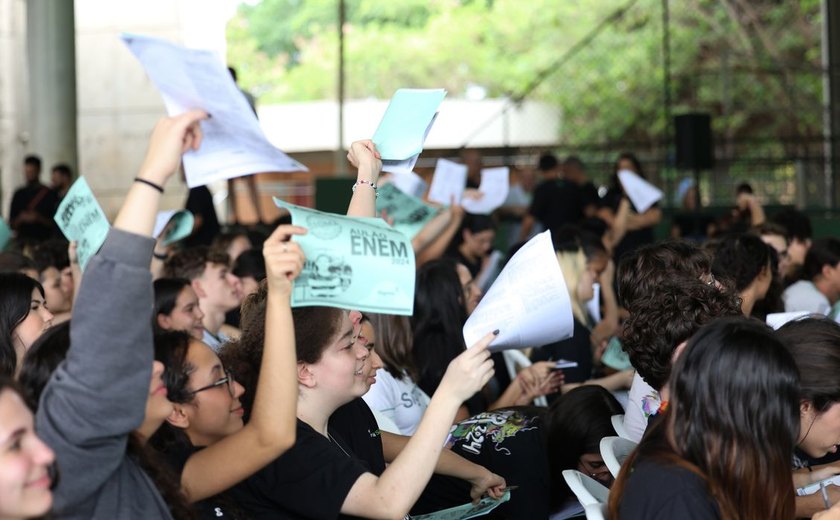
[412,489,512,520]
[275,199,415,315]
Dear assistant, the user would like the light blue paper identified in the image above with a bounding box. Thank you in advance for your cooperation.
[412,489,511,520]
[0,218,11,251]
[154,210,195,246]
[274,199,415,315]
[376,183,440,239]
[373,88,446,160]
[54,177,110,270]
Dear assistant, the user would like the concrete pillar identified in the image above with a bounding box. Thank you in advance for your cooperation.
[0,0,27,218]
[26,0,77,180]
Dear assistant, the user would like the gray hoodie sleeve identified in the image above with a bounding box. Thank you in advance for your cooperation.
[36,228,156,509]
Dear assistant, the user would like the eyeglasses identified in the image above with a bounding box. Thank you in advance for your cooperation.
[186,369,236,398]
[578,457,611,480]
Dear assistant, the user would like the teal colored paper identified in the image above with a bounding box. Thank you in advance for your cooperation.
[274,199,415,315]
[373,88,446,160]
[601,337,633,370]
[162,211,195,246]
[412,490,511,520]
[54,177,110,270]
[376,183,439,239]
[0,218,10,250]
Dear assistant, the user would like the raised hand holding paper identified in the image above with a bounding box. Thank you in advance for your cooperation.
[463,230,574,351]
[428,158,468,205]
[461,167,510,215]
[54,177,110,270]
[617,169,663,213]
[274,199,415,315]
[153,210,195,246]
[122,33,307,187]
[411,489,512,520]
[376,183,440,239]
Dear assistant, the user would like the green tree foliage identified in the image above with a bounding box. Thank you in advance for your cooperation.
[227,0,822,148]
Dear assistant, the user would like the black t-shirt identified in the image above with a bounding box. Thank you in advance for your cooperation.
[10,182,59,244]
[161,443,238,519]
[618,459,720,519]
[601,188,656,264]
[528,179,584,237]
[328,398,386,476]
[185,186,221,247]
[414,409,550,520]
[530,319,592,384]
[579,181,600,214]
[230,419,368,519]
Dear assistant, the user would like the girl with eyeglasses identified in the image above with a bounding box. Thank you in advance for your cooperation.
[0,378,55,520]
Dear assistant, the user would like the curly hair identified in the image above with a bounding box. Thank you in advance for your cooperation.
[617,240,711,309]
[621,278,741,390]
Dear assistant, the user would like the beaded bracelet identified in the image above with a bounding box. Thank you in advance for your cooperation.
[352,179,379,198]
[134,177,164,194]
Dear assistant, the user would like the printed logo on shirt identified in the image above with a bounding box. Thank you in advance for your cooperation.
[214,507,225,517]
[368,427,381,439]
[445,410,539,457]
[399,387,426,409]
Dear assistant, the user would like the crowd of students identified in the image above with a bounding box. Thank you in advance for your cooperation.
[1,110,840,520]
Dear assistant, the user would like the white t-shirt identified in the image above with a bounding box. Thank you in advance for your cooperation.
[623,372,661,443]
[783,280,831,316]
[362,368,430,435]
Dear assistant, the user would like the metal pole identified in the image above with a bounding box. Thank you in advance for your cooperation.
[821,0,834,209]
[662,0,672,177]
[336,0,346,175]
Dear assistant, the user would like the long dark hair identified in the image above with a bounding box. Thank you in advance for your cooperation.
[0,273,46,378]
[543,386,623,511]
[610,318,799,520]
[17,323,195,520]
[153,278,192,334]
[368,313,418,381]
[777,318,840,414]
[412,259,468,397]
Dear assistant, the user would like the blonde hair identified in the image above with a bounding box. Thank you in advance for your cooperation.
[556,248,589,324]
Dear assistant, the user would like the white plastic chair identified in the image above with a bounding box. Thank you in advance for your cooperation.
[502,350,548,407]
[562,469,610,507]
[584,503,608,520]
[600,436,638,479]
[611,413,632,440]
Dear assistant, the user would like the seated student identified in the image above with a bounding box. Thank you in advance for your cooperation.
[0,273,53,378]
[418,386,623,520]
[710,233,773,316]
[163,246,242,350]
[446,212,496,280]
[750,222,788,319]
[149,223,302,518]
[771,207,813,284]
[31,239,77,324]
[783,238,840,317]
[16,110,209,518]
[609,318,800,520]
[0,377,56,520]
[617,241,741,442]
[153,278,206,340]
[777,318,840,518]
[361,313,430,435]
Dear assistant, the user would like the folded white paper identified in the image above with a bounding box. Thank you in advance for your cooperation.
[617,169,662,213]
[463,230,574,351]
[766,310,813,330]
[428,159,468,206]
[461,167,510,215]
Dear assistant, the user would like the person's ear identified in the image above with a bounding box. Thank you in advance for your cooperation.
[191,279,207,299]
[166,404,190,429]
[671,341,689,363]
[157,313,172,330]
[801,400,814,417]
[298,362,316,388]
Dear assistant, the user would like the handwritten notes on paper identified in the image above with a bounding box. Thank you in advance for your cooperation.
[461,167,510,215]
[463,231,574,351]
[274,199,415,315]
[122,33,307,187]
[54,177,110,270]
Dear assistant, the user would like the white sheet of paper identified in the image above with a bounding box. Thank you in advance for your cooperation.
[463,230,574,351]
[617,169,662,213]
[766,311,812,330]
[586,283,602,323]
[122,33,307,187]
[461,167,510,215]
[387,171,427,198]
[428,159,468,206]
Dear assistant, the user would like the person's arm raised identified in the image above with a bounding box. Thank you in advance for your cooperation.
[341,331,499,519]
[346,140,382,218]
[181,224,306,502]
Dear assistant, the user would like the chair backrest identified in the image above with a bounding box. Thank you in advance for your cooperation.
[600,436,639,479]
[611,413,631,440]
[584,503,608,520]
[502,350,548,407]
[562,469,610,507]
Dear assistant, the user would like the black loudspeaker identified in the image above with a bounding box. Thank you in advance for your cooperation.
[675,113,713,170]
